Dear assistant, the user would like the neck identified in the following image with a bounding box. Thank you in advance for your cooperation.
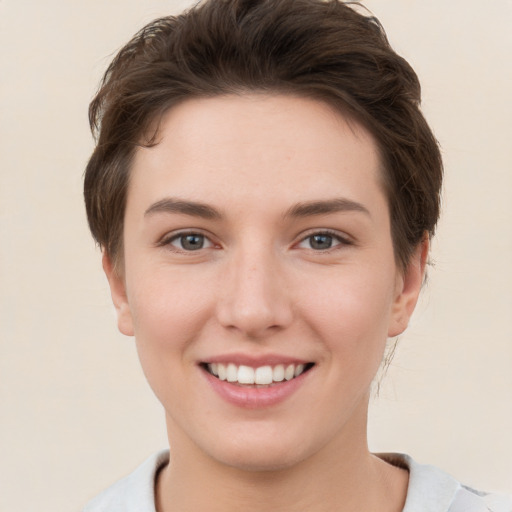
[156,403,408,512]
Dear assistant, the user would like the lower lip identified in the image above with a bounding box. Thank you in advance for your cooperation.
[202,367,311,409]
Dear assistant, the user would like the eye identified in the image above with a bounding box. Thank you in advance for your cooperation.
[166,232,214,251]
[297,231,349,251]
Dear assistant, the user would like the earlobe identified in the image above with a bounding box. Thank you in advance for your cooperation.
[102,252,134,337]
[388,236,429,338]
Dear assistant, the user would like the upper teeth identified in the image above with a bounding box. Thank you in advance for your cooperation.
[207,363,307,385]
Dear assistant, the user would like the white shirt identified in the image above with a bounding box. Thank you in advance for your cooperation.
[83,450,511,512]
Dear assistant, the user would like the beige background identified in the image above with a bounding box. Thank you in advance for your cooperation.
[1,1,511,510]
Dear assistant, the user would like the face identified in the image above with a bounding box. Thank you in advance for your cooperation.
[105,94,425,471]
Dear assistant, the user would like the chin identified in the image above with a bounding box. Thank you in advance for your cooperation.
[211,444,308,473]
[195,425,324,473]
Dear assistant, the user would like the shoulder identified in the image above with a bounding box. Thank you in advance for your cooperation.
[379,453,511,512]
[452,485,512,512]
[82,450,170,512]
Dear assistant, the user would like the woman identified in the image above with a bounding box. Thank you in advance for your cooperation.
[82,0,510,510]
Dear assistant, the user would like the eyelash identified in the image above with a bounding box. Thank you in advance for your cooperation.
[159,229,352,253]
[159,231,215,253]
[296,230,352,252]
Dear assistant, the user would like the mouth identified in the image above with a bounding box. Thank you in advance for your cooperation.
[200,362,315,387]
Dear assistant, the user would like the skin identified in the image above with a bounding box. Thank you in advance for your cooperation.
[104,94,427,512]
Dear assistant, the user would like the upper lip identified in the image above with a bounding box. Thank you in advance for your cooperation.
[200,353,313,367]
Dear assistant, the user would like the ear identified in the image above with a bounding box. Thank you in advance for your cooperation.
[388,236,429,338]
[102,251,134,336]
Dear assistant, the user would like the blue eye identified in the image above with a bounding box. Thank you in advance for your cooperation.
[298,231,347,251]
[168,233,213,251]
[309,234,335,250]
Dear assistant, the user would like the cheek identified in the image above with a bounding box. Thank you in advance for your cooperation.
[298,266,396,364]
[125,266,213,375]
[125,274,214,426]
[127,259,207,328]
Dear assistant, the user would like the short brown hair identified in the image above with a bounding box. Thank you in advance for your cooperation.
[84,0,442,271]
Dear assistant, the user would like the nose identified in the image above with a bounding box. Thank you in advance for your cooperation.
[215,246,293,339]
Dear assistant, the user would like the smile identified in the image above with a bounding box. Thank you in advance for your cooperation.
[203,362,314,386]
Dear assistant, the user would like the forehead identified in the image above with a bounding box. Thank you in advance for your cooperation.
[128,94,384,215]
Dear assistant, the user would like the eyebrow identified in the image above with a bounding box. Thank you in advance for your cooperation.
[144,197,370,220]
[144,198,222,219]
[284,198,370,219]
